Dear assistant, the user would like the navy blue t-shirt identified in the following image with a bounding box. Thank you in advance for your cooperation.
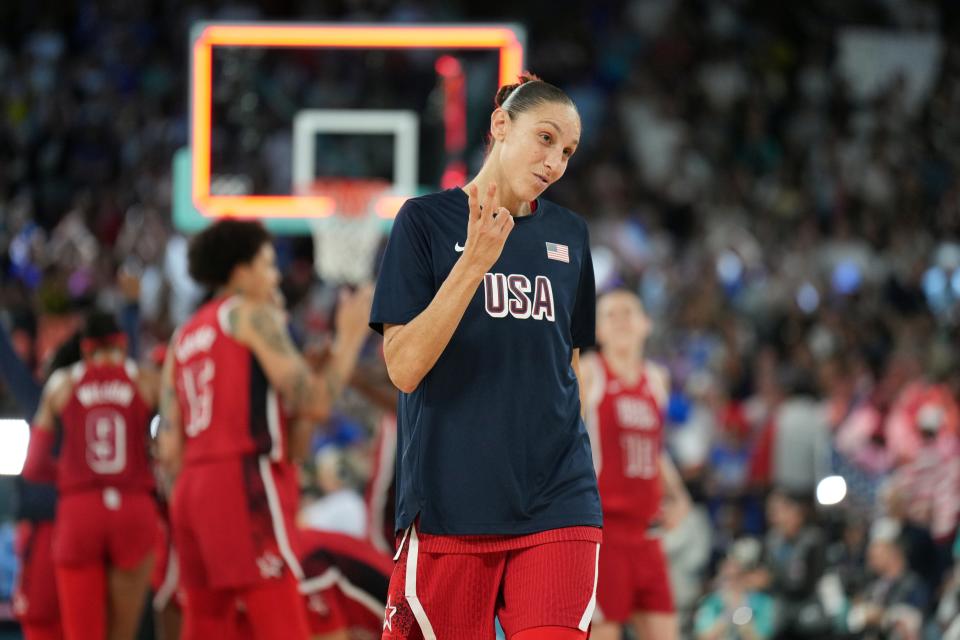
[370,188,602,536]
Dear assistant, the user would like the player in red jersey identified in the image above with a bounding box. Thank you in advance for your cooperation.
[582,289,691,640]
[157,219,371,640]
[23,311,161,640]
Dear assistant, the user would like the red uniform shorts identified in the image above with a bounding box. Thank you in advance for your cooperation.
[595,535,674,622]
[382,524,601,640]
[171,456,303,591]
[13,521,60,624]
[53,489,159,569]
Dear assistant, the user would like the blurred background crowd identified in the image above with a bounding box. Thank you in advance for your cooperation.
[2,0,960,638]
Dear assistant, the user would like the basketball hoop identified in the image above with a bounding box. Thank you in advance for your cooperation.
[306,178,393,284]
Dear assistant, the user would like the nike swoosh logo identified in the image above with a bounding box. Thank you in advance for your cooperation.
[455,242,465,252]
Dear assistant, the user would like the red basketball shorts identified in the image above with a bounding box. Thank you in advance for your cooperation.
[13,521,60,625]
[381,525,601,640]
[53,489,159,569]
[171,456,304,591]
[594,536,674,623]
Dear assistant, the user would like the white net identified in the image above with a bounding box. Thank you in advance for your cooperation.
[311,214,384,285]
[308,179,390,285]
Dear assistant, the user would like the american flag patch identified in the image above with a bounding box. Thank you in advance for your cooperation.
[545,242,569,263]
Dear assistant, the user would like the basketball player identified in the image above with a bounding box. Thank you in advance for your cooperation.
[582,289,691,640]
[371,73,600,640]
[157,219,372,640]
[23,311,161,640]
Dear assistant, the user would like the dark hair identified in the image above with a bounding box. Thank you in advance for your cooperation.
[82,310,121,341]
[188,219,271,289]
[494,72,577,120]
[44,331,83,377]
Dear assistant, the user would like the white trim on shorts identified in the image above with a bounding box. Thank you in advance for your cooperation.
[578,543,601,631]
[393,526,410,561]
[259,456,305,580]
[404,525,437,639]
[299,565,386,618]
[299,566,340,593]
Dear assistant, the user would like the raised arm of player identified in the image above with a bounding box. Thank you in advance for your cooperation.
[233,285,373,421]
[383,183,514,393]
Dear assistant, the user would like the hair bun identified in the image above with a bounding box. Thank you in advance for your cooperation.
[494,71,543,107]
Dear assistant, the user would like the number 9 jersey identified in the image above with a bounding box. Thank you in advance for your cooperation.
[57,359,155,494]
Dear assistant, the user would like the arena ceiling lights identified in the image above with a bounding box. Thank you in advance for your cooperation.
[189,23,526,222]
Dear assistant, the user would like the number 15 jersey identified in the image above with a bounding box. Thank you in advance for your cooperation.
[172,296,288,465]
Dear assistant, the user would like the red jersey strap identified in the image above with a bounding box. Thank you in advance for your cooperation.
[412,524,602,554]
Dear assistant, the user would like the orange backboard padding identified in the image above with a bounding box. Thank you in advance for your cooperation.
[190,24,524,221]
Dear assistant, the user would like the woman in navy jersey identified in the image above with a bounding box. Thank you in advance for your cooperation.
[371,74,600,640]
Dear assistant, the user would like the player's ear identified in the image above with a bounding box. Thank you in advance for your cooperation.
[490,107,509,144]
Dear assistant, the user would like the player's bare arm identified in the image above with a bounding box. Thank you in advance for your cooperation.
[383,182,514,392]
[31,369,73,432]
[21,369,72,480]
[135,364,161,409]
[659,453,692,529]
[234,289,371,421]
[157,340,184,478]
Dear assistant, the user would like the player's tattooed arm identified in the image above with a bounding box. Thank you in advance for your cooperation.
[238,302,334,420]
[248,304,297,355]
[283,363,311,412]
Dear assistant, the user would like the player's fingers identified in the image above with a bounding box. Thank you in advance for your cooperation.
[481,182,498,222]
[494,206,509,225]
[496,207,514,235]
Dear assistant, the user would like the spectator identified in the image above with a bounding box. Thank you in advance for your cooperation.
[846,518,929,640]
[694,538,777,640]
[759,489,830,638]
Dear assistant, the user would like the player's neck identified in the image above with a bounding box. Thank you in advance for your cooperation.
[217,284,246,299]
[466,167,532,217]
[603,347,644,384]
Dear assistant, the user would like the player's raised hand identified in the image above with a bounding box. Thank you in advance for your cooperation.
[463,182,514,274]
[334,283,374,348]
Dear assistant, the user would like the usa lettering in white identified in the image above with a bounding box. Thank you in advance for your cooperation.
[76,382,134,408]
[176,326,216,363]
[484,273,555,321]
